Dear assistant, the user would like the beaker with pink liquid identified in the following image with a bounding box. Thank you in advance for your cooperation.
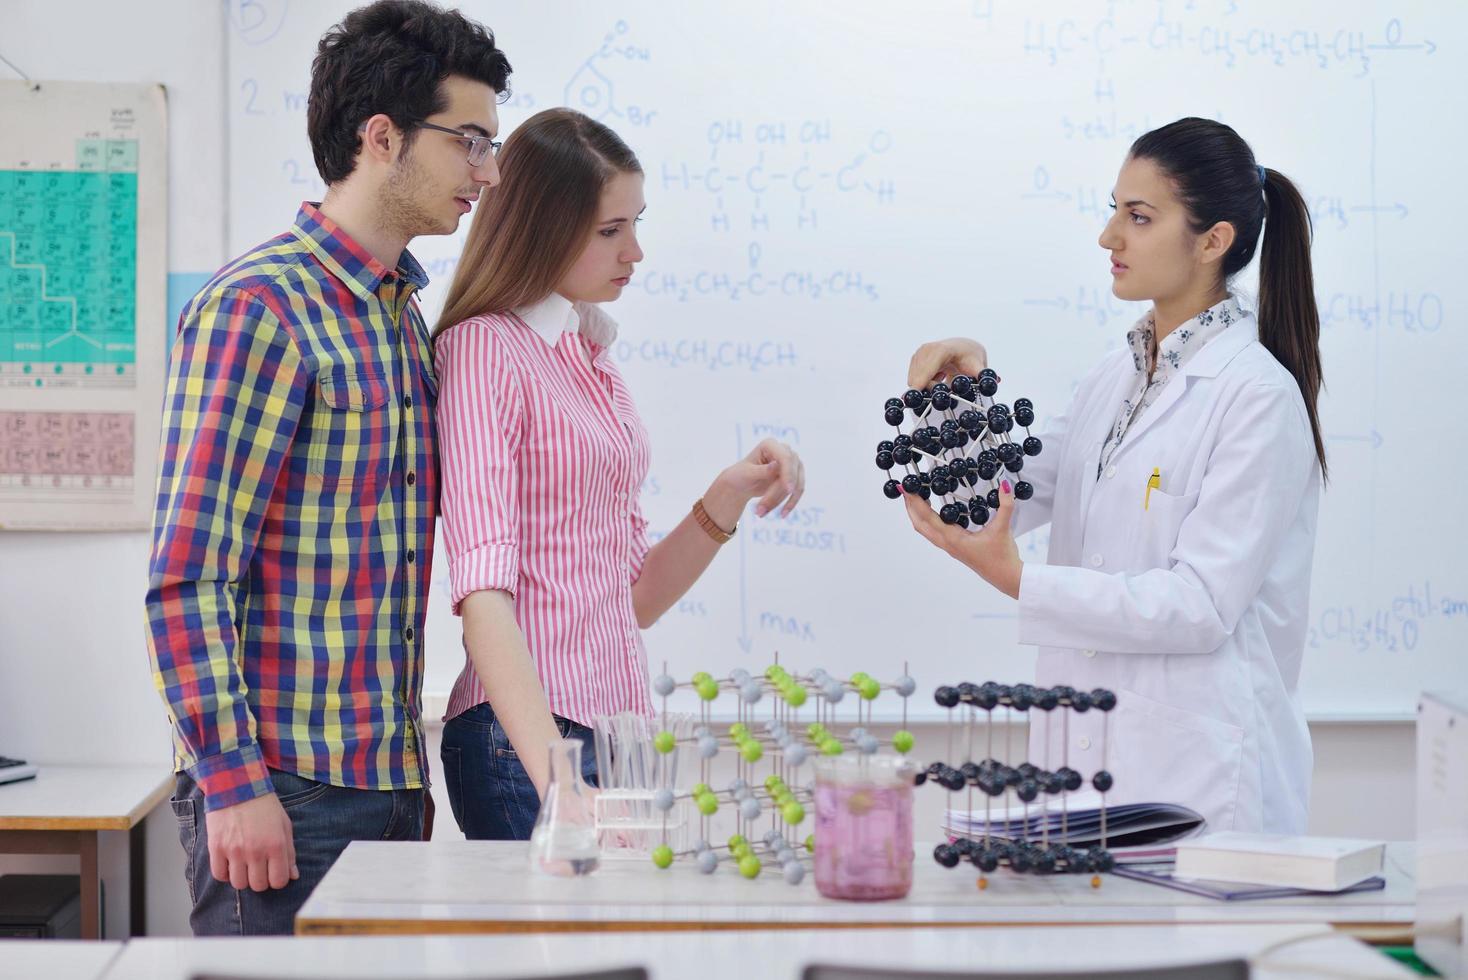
[813,755,915,900]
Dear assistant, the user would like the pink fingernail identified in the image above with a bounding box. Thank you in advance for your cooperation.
[1002,480,1012,493]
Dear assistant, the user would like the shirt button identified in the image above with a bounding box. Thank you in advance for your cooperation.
[1078,736,1092,750]
[406,548,416,564]
[1089,554,1104,568]
[1083,649,1096,658]
[406,471,416,486]
[404,395,413,410]
[1105,465,1117,479]
[404,626,415,642]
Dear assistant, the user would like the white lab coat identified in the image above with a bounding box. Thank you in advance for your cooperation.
[1013,312,1319,834]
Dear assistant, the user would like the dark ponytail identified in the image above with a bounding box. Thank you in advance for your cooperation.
[1130,118,1327,480]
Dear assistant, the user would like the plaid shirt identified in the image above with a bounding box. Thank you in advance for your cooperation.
[146,204,438,812]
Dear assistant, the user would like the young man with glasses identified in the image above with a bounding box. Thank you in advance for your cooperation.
[146,0,509,935]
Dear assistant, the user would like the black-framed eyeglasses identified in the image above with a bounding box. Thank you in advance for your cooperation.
[417,122,502,166]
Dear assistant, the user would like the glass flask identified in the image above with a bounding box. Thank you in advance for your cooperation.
[813,754,915,900]
[528,737,601,876]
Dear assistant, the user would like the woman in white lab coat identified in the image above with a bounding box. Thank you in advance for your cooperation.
[904,118,1325,834]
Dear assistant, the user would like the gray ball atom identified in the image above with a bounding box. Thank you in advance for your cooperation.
[785,744,809,767]
[653,788,676,811]
[823,680,845,704]
[740,797,762,821]
[730,667,751,684]
[697,850,719,874]
[783,860,805,885]
[698,736,719,759]
[858,735,880,755]
[895,675,917,698]
[653,674,676,696]
[740,681,763,704]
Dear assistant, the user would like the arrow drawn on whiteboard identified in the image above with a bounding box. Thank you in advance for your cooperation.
[736,423,753,653]
[1366,40,1436,54]
[1349,203,1409,219]
[1327,430,1384,449]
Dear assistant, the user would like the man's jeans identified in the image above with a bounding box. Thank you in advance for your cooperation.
[170,768,423,935]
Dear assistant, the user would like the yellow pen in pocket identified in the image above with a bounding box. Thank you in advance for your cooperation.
[1144,467,1161,510]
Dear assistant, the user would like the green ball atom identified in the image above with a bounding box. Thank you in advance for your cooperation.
[740,740,764,763]
[821,738,843,756]
[764,774,783,790]
[697,793,719,816]
[805,834,815,852]
[807,722,826,740]
[728,722,748,738]
[739,854,762,878]
[782,801,806,825]
[728,834,746,849]
[696,678,720,701]
[785,685,808,708]
[892,730,915,754]
[859,678,881,700]
[652,845,674,869]
[654,731,676,754]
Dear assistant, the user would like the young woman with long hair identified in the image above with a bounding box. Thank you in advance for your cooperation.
[433,108,805,839]
[904,118,1324,833]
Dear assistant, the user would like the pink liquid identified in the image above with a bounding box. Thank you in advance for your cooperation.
[813,779,914,901]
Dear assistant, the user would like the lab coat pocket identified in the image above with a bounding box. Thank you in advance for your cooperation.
[1136,487,1199,568]
[1113,686,1243,831]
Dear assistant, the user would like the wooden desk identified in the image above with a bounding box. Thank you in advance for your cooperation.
[0,766,171,938]
[102,926,1414,979]
[0,939,122,980]
[294,840,1415,940]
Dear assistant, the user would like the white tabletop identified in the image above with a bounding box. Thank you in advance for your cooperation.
[101,926,1413,979]
[0,766,172,830]
[0,940,123,980]
[295,840,1415,936]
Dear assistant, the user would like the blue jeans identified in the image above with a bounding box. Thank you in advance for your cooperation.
[169,768,423,936]
[441,702,599,840]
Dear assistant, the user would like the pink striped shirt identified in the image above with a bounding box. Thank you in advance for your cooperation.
[437,295,654,725]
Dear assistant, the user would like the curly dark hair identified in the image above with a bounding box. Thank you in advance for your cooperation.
[308,0,512,185]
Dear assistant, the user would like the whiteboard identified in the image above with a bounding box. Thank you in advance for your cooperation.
[226,0,1465,720]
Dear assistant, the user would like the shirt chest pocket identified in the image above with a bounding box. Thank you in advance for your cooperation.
[305,368,394,491]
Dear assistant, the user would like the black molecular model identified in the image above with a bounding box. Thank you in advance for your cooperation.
[877,369,1042,528]
[921,681,1119,888]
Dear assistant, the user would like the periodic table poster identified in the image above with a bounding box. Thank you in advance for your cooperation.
[0,82,167,529]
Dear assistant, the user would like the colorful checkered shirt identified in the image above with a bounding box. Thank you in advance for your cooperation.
[146,204,438,812]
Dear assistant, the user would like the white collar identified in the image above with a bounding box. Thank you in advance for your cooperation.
[511,293,619,350]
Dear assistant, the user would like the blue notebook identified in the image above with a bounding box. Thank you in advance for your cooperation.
[1113,864,1387,901]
